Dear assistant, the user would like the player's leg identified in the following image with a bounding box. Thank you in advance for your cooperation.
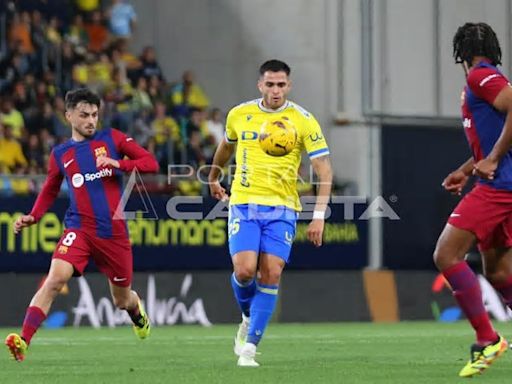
[6,259,74,362]
[482,216,512,309]
[228,205,261,357]
[434,185,512,377]
[238,209,295,367]
[92,236,150,339]
[434,224,499,339]
[6,229,88,361]
[108,282,150,339]
[231,250,258,356]
[434,224,507,377]
[482,247,512,295]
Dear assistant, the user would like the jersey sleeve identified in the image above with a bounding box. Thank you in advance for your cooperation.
[301,115,330,159]
[467,67,510,104]
[30,150,63,222]
[224,109,238,143]
[110,129,159,173]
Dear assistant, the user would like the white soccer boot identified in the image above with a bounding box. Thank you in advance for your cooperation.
[237,342,259,367]
[233,313,250,356]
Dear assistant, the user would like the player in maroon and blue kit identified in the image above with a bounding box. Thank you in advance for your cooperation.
[434,23,512,377]
[5,88,159,361]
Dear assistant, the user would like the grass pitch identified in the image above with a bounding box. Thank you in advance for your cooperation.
[1,321,512,383]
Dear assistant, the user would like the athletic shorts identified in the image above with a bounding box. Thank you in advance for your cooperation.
[228,204,298,262]
[52,229,133,287]
[448,183,512,251]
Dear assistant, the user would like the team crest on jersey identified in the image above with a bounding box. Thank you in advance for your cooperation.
[94,146,107,158]
[246,115,253,121]
[58,245,68,254]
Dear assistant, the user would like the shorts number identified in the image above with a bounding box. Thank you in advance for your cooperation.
[62,232,77,246]
[228,218,240,237]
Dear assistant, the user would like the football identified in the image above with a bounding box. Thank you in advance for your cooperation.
[258,117,297,156]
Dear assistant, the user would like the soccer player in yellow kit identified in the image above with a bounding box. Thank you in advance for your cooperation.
[208,60,332,367]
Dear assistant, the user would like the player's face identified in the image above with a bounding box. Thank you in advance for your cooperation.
[258,71,291,110]
[66,102,99,139]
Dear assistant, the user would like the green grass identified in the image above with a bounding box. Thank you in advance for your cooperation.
[1,322,512,383]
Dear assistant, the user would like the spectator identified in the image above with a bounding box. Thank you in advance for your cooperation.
[105,67,135,132]
[60,41,77,92]
[147,74,166,104]
[0,123,28,173]
[206,107,224,145]
[67,14,89,55]
[30,10,47,71]
[138,46,164,81]
[51,97,71,140]
[150,101,180,169]
[0,97,25,140]
[170,70,210,119]
[89,52,113,93]
[186,130,207,169]
[132,109,152,147]
[187,107,215,160]
[46,16,62,64]
[115,39,141,81]
[132,76,153,114]
[39,127,55,166]
[72,56,89,87]
[23,133,45,171]
[85,10,109,53]
[0,53,30,91]
[12,80,33,112]
[108,0,137,41]
[8,12,34,55]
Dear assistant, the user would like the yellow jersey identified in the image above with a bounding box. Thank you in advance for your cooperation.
[225,98,329,211]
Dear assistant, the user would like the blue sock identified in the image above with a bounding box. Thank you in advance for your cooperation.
[230,273,256,317]
[247,284,279,346]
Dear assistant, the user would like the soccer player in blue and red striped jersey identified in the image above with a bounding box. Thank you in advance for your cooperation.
[5,88,158,362]
[434,23,512,377]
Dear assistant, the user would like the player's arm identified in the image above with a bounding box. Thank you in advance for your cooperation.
[15,151,64,234]
[100,129,159,173]
[209,109,237,201]
[442,157,473,195]
[307,155,333,247]
[208,138,236,201]
[468,69,512,179]
[478,86,512,178]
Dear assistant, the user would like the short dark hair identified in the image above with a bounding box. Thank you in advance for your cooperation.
[453,22,502,66]
[259,59,291,76]
[64,88,101,110]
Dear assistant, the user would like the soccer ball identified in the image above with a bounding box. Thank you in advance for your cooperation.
[258,117,297,157]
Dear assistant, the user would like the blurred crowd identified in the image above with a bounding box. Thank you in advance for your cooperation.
[0,0,226,196]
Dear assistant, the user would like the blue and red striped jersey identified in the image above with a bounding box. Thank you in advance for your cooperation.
[462,60,512,190]
[30,128,159,238]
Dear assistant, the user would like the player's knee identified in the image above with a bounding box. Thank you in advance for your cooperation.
[433,242,457,271]
[234,267,256,283]
[44,276,68,294]
[259,266,283,285]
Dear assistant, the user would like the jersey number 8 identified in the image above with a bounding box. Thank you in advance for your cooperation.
[62,232,77,246]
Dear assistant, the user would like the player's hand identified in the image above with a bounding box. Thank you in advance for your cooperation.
[441,170,469,195]
[209,180,229,202]
[307,219,324,247]
[13,214,35,234]
[473,158,498,180]
[96,156,120,169]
